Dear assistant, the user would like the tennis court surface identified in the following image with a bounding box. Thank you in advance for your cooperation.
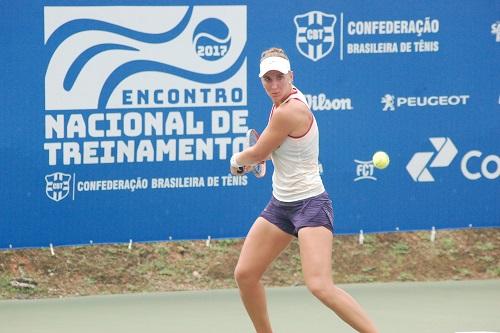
[1,280,498,333]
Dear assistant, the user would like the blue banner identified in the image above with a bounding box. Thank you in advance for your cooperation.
[1,0,498,249]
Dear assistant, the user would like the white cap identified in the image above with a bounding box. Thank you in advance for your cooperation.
[258,56,291,77]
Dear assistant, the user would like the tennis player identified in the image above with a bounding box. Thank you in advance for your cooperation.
[230,47,379,333]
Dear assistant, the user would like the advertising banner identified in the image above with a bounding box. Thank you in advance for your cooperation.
[1,1,498,248]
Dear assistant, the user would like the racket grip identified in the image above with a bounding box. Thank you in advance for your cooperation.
[237,166,244,174]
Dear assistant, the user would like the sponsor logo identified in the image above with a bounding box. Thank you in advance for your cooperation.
[346,18,440,54]
[406,137,458,182]
[492,21,500,42]
[407,138,498,182]
[382,94,470,111]
[354,160,377,181]
[293,13,441,60]
[45,172,71,202]
[461,150,499,180]
[304,93,353,111]
[381,94,396,111]
[44,6,247,110]
[294,11,336,61]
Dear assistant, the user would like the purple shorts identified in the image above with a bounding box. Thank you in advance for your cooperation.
[260,192,334,237]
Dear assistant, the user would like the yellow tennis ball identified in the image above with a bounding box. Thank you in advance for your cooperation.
[372,151,390,169]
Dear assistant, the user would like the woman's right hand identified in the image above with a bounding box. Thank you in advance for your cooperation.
[230,165,251,176]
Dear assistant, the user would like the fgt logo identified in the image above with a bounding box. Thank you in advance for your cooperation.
[406,137,458,182]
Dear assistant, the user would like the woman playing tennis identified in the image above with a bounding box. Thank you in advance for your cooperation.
[229,47,379,333]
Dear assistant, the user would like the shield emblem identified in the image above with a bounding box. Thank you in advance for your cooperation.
[45,172,71,202]
[294,11,337,62]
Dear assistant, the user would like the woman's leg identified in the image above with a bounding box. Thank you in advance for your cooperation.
[235,217,294,333]
[298,227,378,333]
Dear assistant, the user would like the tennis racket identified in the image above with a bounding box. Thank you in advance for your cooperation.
[246,129,266,178]
[236,129,266,178]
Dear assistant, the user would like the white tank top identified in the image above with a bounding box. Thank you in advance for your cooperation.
[270,87,325,202]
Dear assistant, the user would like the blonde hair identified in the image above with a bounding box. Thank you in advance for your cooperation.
[260,47,289,62]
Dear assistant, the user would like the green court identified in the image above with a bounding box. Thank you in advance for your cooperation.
[1,280,499,333]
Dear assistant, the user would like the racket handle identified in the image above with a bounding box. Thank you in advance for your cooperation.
[237,166,244,174]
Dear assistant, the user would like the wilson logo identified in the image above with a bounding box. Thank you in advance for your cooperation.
[406,137,458,182]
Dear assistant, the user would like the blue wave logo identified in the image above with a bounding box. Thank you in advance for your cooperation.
[193,18,231,61]
[44,6,247,110]
[46,7,194,93]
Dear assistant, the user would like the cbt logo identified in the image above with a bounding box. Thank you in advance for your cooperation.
[381,94,470,111]
[294,11,336,61]
[44,6,247,110]
[45,172,72,202]
[407,137,499,182]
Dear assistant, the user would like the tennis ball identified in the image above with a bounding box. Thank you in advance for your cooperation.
[372,151,390,169]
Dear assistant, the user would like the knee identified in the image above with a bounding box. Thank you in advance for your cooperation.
[305,278,332,301]
[234,264,260,287]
